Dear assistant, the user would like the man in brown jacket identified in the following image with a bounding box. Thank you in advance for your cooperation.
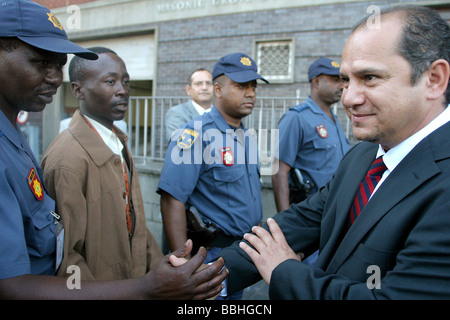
[41,46,221,287]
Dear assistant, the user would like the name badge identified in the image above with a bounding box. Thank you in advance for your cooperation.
[221,147,234,166]
[51,211,64,271]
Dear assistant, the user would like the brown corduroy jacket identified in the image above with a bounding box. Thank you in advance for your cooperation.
[41,111,163,281]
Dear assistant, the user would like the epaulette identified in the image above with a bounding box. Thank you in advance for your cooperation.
[189,112,214,128]
[290,102,309,113]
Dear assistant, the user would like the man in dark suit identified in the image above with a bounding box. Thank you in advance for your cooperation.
[220,5,450,299]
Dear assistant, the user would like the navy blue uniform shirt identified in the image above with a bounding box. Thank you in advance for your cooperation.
[277,97,350,189]
[157,106,262,237]
[0,110,56,279]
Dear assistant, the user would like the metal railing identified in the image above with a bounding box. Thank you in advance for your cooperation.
[126,96,354,167]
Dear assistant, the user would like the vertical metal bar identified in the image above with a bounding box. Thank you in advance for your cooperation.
[257,98,264,158]
[159,98,165,160]
[135,99,141,157]
[128,98,134,155]
[142,98,149,165]
[151,97,157,160]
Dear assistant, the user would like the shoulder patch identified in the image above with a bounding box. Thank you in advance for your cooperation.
[27,168,44,201]
[177,129,199,149]
[290,102,309,113]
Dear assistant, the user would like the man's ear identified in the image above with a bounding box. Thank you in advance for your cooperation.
[214,82,222,98]
[310,77,320,90]
[70,81,83,100]
[425,59,450,102]
[185,84,192,97]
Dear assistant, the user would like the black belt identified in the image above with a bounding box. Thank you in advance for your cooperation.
[209,231,241,248]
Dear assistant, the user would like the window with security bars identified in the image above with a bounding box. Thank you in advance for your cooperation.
[256,39,294,83]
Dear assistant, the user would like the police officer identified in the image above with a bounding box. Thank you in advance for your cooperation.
[272,57,350,213]
[158,52,268,299]
[0,0,226,299]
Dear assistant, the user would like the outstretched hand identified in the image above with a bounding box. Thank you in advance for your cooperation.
[144,239,228,299]
[239,218,301,285]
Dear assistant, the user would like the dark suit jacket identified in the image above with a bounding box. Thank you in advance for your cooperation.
[221,121,450,299]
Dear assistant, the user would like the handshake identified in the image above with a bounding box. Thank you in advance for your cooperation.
[148,239,228,300]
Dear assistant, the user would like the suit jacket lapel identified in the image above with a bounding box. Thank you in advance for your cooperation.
[316,143,377,269]
[186,101,201,118]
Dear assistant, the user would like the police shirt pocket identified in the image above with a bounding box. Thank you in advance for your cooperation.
[213,166,244,182]
[32,210,53,230]
[212,167,246,207]
[312,139,334,171]
[312,139,332,151]
[30,203,55,257]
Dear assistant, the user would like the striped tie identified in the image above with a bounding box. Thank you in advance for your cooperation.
[349,157,387,226]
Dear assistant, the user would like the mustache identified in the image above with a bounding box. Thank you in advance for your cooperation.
[111,99,129,106]
[34,85,59,95]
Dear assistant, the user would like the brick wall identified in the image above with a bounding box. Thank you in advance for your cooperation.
[154,1,449,99]
[153,2,371,98]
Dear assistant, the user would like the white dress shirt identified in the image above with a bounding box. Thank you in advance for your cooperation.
[372,105,450,197]
[191,100,211,115]
[84,115,125,163]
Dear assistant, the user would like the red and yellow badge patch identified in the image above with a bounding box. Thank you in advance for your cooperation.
[316,124,328,139]
[27,168,44,201]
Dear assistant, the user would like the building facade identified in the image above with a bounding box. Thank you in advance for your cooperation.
[27,0,450,253]
[30,0,449,156]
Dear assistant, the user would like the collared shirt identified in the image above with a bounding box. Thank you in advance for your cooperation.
[277,97,350,189]
[83,115,124,161]
[191,100,211,116]
[0,110,56,279]
[157,106,262,237]
[373,105,450,196]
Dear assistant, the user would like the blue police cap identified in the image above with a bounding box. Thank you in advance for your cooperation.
[308,57,340,81]
[0,0,97,60]
[212,52,269,84]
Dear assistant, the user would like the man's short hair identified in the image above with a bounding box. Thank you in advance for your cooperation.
[353,5,450,104]
[69,46,117,83]
[187,68,211,85]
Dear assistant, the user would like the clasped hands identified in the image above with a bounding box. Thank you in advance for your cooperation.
[166,218,299,298]
[148,239,228,300]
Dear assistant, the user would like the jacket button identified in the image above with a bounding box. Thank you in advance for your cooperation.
[114,158,121,166]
